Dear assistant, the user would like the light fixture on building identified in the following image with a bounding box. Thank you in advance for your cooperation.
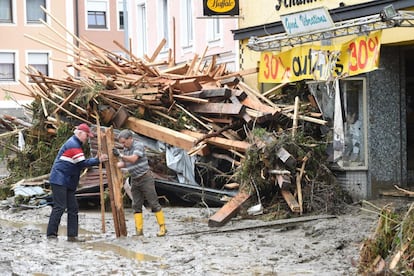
[380,4,398,21]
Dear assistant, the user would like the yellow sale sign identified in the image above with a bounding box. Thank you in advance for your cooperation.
[259,31,382,83]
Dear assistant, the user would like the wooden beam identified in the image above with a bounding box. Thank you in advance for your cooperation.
[125,117,210,156]
[181,130,251,153]
[208,191,250,227]
[176,78,202,93]
[281,190,301,213]
[101,127,127,237]
[240,96,279,115]
[148,38,167,62]
[187,102,245,116]
[200,88,232,99]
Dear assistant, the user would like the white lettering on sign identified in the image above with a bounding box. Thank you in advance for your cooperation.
[281,7,334,35]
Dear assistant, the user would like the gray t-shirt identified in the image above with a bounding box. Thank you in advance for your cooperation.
[123,139,149,178]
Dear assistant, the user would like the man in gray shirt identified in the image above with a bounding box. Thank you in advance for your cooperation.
[114,129,167,237]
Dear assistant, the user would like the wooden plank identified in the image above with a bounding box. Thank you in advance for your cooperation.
[187,102,244,116]
[200,88,232,99]
[148,38,167,62]
[283,112,328,125]
[181,129,251,153]
[240,96,279,115]
[95,116,106,233]
[262,82,288,97]
[125,117,210,156]
[186,54,199,76]
[161,63,189,75]
[208,191,251,227]
[173,94,209,104]
[230,95,251,123]
[232,89,247,101]
[101,128,127,237]
[218,76,240,88]
[281,190,301,213]
[52,89,79,114]
[176,78,202,93]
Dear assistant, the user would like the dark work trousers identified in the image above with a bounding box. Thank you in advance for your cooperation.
[131,171,161,213]
[46,184,79,237]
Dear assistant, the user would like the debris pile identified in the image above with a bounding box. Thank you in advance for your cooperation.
[0,22,352,216]
[358,199,414,274]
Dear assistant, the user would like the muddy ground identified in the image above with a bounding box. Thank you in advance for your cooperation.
[0,197,411,276]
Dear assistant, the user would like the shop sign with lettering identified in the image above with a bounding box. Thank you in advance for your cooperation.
[281,7,334,35]
[258,31,382,83]
[203,0,239,16]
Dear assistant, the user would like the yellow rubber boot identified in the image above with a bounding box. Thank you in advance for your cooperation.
[154,210,167,237]
[134,213,144,236]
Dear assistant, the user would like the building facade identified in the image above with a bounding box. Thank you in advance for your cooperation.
[0,0,238,114]
[0,0,74,115]
[232,0,414,199]
[124,0,238,72]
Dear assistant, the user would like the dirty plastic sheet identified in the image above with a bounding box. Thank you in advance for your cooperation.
[165,146,197,186]
[13,186,45,197]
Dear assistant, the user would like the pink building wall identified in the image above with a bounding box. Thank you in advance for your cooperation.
[0,0,74,106]
[127,0,238,71]
[77,0,124,52]
[0,0,239,108]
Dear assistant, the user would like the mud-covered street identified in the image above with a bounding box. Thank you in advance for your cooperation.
[1,198,408,276]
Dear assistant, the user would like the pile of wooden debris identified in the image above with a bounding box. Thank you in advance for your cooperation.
[358,196,414,274]
[0,27,352,216]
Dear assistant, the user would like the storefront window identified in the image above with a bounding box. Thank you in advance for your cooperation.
[308,78,367,170]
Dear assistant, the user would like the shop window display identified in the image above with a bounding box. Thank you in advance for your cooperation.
[308,78,367,169]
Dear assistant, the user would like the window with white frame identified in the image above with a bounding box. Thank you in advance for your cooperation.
[117,1,124,30]
[87,0,108,29]
[0,52,16,82]
[136,3,147,57]
[26,0,46,24]
[28,52,49,82]
[159,0,169,50]
[0,0,13,23]
[181,0,193,48]
[208,18,221,42]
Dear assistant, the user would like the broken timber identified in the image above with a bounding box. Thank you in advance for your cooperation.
[208,191,250,227]
[101,127,127,237]
[125,116,210,156]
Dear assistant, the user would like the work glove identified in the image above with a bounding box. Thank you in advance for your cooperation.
[112,148,121,157]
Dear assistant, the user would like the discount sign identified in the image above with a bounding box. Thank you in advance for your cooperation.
[259,31,382,83]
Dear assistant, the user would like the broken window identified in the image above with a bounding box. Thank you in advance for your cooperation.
[308,77,367,169]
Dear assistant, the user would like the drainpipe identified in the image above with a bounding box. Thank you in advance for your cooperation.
[123,0,129,57]
[75,0,79,44]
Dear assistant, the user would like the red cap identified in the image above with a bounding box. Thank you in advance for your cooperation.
[76,123,94,137]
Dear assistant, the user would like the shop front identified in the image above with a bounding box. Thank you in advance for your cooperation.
[232,0,414,199]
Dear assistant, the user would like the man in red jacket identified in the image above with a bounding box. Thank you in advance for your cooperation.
[46,123,108,242]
